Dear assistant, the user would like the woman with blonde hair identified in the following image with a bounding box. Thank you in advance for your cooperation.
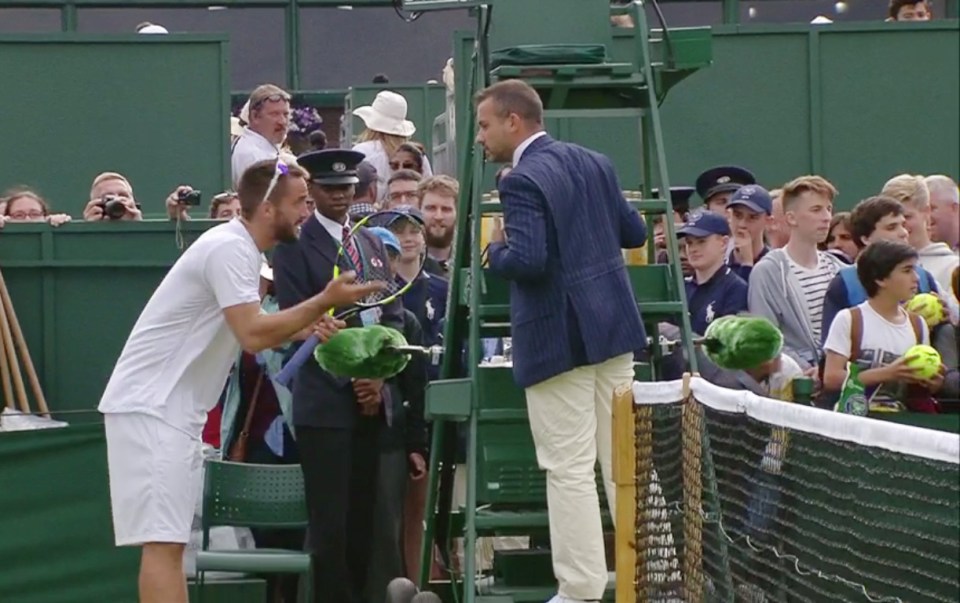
[352,90,433,204]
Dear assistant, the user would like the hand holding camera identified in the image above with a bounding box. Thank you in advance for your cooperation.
[82,195,143,221]
[166,186,201,221]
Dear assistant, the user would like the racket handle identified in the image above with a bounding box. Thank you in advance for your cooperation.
[274,334,320,388]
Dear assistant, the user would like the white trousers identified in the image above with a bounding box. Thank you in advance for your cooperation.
[525,352,634,600]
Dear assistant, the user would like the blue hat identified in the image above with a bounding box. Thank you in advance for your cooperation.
[377,204,425,229]
[366,226,401,254]
[695,166,756,203]
[298,149,366,185]
[677,210,731,238]
[652,186,696,213]
[726,184,773,215]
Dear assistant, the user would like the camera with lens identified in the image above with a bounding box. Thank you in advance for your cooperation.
[99,195,128,220]
[177,189,202,206]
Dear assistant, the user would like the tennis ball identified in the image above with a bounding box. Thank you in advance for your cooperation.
[903,344,942,380]
[904,293,946,327]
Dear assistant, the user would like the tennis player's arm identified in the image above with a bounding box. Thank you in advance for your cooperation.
[488,175,548,280]
[223,295,337,354]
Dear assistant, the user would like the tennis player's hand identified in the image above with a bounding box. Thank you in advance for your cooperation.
[311,314,346,343]
[320,271,386,307]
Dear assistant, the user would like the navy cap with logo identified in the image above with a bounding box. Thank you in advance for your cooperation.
[369,204,425,229]
[652,186,696,214]
[298,149,366,185]
[676,210,731,238]
[727,184,773,215]
[695,166,756,203]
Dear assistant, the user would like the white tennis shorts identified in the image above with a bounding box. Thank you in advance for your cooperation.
[104,412,203,546]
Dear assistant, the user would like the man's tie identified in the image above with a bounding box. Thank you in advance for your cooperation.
[342,225,363,276]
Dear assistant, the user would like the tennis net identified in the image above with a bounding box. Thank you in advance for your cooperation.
[624,377,960,603]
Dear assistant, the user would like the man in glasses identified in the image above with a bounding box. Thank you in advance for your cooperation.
[385,169,423,209]
[232,84,291,187]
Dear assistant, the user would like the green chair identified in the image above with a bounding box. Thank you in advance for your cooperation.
[194,460,311,603]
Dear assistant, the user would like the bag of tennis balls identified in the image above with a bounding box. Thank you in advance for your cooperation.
[903,344,942,380]
[904,293,946,327]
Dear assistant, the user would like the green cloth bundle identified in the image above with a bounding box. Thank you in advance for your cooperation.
[701,315,784,371]
[313,325,411,379]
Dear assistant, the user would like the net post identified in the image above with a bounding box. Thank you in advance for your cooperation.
[613,382,638,603]
[680,373,704,601]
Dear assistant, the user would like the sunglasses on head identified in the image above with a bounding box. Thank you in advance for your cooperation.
[252,94,288,110]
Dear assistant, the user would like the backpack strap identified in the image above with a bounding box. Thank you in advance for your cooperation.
[849,306,864,361]
[840,267,867,306]
[908,311,924,344]
[917,268,931,293]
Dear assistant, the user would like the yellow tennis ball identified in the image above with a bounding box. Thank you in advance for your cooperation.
[903,344,941,380]
[904,293,945,327]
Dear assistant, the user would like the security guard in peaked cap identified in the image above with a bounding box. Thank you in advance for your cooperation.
[298,149,367,185]
[653,186,696,217]
[695,166,756,213]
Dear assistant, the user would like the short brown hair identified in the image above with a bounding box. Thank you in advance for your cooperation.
[849,195,903,249]
[2,187,50,217]
[781,175,838,211]
[417,175,459,202]
[474,80,543,125]
[237,159,307,219]
[209,191,238,218]
[881,174,929,209]
[889,0,928,19]
[388,169,422,187]
[824,211,852,250]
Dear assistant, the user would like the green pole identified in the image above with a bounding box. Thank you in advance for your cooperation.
[285,0,301,90]
[61,2,78,32]
[722,0,740,24]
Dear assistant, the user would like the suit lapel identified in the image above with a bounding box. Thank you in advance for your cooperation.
[301,214,339,266]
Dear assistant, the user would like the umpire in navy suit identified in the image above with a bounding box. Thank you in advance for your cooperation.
[272,149,403,603]
[476,80,648,603]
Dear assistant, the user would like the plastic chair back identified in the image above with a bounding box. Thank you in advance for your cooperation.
[201,460,308,536]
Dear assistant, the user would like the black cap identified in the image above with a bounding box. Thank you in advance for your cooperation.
[652,186,695,213]
[695,166,756,203]
[298,149,366,185]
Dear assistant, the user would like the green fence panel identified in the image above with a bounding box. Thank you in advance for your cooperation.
[656,22,960,208]
[0,34,231,218]
[0,423,139,603]
[342,83,448,157]
[0,221,220,419]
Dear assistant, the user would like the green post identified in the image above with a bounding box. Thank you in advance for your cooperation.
[722,0,740,24]
[285,0,301,89]
[61,2,78,32]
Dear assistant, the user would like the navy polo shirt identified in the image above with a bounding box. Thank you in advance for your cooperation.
[399,271,449,348]
[725,245,770,282]
[684,266,749,336]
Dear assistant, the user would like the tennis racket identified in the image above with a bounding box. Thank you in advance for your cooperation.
[273,208,427,387]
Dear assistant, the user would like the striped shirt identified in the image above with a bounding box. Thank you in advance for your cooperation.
[789,252,838,341]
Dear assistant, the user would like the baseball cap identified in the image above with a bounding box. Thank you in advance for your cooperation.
[367,226,401,254]
[377,204,424,229]
[727,185,773,215]
[676,210,731,238]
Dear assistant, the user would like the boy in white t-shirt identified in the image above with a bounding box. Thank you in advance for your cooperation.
[97,158,384,603]
[823,240,945,411]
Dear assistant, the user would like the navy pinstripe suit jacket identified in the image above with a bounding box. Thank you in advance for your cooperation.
[488,134,648,388]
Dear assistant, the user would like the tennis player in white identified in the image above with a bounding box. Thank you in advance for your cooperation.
[98,158,383,603]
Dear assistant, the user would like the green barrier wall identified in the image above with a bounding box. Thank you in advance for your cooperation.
[648,22,960,208]
[0,35,231,218]
[0,423,139,603]
[0,221,219,418]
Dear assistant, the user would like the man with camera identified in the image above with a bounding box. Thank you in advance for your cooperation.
[164,185,203,221]
[82,172,144,221]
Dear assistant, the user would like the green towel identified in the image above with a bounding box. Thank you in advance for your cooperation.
[314,326,410,380]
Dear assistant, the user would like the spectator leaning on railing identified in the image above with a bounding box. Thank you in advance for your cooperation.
[0,187,71,227]
[81,172,143,221]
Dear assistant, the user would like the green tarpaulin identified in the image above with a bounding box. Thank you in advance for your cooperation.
[0,423,138,603]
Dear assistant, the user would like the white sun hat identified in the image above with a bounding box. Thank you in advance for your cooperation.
[352,90,416,137]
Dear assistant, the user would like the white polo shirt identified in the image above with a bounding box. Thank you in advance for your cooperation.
[232,127,280,187]
[98,219,262,437]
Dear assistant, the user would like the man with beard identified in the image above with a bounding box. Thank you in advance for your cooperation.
[272,149,403,603]
[97,158,381,603]
[417,175,459,278]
